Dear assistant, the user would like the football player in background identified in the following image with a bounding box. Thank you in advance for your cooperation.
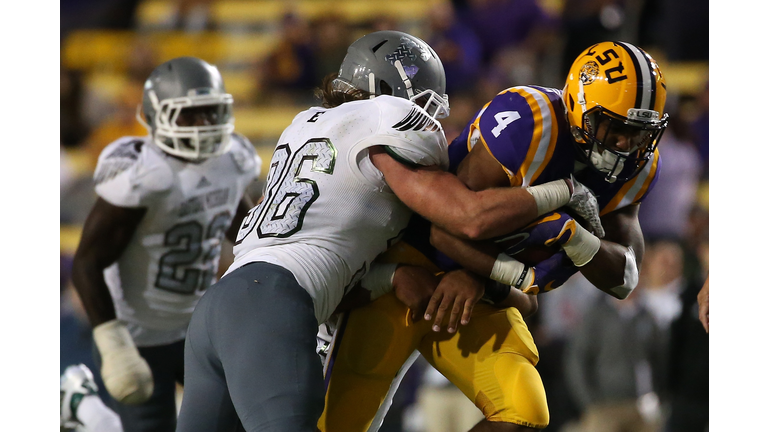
[319,40,669,432]
[175,30,599,432]
[70,56,262,432]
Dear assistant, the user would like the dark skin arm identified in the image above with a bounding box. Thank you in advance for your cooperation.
[579,203,645,294]
[430,204,647,299]
[333,265,439,319]
[226,195,256,243]
[71,198,147,327]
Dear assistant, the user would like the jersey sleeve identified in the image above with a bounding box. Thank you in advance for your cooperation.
[359,96,449,170]
[472,87,561,186]
[93,137,174,208]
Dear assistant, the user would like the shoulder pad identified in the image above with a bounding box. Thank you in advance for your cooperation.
[94,137,146,185]
[228,132,262,177]
[366,96,449,169]
[94,137,174,206]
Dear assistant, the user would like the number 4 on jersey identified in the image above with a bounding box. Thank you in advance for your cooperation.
[491,111,521,138]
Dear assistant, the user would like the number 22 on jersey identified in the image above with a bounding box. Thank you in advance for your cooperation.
[236,138,337,242]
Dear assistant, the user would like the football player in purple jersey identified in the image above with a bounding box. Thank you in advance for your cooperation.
[320,40,669,432]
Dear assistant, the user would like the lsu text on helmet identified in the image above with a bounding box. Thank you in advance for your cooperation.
[333,30,450,120]
[138,56,235,161]
[563,41,669,183]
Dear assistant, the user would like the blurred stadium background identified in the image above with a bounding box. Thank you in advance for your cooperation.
[60,0,709,431]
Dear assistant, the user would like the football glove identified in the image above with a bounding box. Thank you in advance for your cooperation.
[566,175,605,238]
[92,319,154,405]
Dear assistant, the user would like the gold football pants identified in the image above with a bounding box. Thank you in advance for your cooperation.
[318,243,549,431]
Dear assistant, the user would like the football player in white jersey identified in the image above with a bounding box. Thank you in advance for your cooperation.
[70,56,261,432]
[176,31,600,432]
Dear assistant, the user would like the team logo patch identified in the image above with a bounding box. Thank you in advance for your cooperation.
[579,61,600,85]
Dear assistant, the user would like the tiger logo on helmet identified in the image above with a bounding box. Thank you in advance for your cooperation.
[563,41,669,183]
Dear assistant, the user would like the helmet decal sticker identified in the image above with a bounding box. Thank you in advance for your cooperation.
[385,43,418,65]
[579,61,600,85]
[402,65,420,79]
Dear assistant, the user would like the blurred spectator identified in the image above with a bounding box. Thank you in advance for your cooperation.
[367,14,402,34]
[173,0,214,32]
[465,0,556,63]
[61,67,91,149]
[424,1,483,94]
[664,269,708,432]
[414,361,484,432]
[564,285,667,432]
[311,14,353,86]
[638,115,703,242]
[259,13,317,105]
[689,83,709,179]
[639,240,686,335]
[530,274,600,431]
[441,93,481,143]
[61,0,141,40]
[657,0,708,61]
[560,0,625,77]
[79,42,156,169]
[465,0,558,86]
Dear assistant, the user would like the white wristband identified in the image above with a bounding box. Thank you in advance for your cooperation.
[361,263,399,300]
[93,319,138,355]
[526,179,571,216]
[562,222,601,267]
[490,253,534,290]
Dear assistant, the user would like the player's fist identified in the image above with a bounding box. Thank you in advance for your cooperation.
[92,320,154,405]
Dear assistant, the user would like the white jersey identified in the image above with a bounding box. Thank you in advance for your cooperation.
[229,96,448,323]
[94,134,261,346]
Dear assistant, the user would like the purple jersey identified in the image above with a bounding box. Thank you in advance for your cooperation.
[406,85,662,271]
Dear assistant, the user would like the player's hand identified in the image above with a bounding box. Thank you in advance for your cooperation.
[497,211,579,255]
[424,269,484,333]
[93,320,154,405]
[393,265,439,322]
[566,175,605,238]
[697,276,709,333]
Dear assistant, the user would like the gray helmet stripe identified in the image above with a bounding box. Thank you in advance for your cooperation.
[369,72,376,98]
[393,60,415,98]
[617,41,654,110]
